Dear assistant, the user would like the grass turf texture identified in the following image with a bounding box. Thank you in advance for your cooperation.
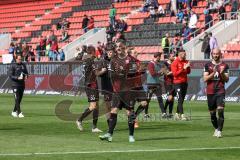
[0,94,240,160]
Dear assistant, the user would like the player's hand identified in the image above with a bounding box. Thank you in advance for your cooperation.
[220,66,225,74]
[101,68,107,72]
[184,62,190,69]
[18,76,23,80]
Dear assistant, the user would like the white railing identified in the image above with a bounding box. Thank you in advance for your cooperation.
[63,28,107,61]
[183,12,240,60]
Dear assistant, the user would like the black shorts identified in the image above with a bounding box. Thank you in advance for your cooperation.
[102,91,112,102]
[111,91,132,110]
[85,87,99,102]
[165,84,175,96]
[147,85,162,99]
[207,94,225,111]
[129,88,148,107]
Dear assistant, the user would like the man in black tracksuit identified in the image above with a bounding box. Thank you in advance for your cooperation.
[9,55,28,118]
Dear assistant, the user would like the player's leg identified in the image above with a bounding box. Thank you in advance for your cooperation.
[167,94,174,117]
[144,86,154,118]
[127,108,136,142]
[12,88,20,117]
[17,87,25,117]
[207,94,218,136]
[216,94,225,138]
[76,88,99,131]
[104,93,112,127]
[92,102,103,133]
[155,86,167,118]
[175,83,187,120]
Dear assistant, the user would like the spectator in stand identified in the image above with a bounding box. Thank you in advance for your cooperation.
[152,0,159,9]
[36,43,42,62]
[161,33,170,58]
[61,18,70,30]
[39,35,46,55]
[139,3,149,12]
[45,35,52,58]
[28,46,35,62]
[87,16,94,30]
[75,45,87,61]
[149,6,157,18]
[192,0,197,6]
[96,41,103,58]
[231,0,239,18]
[171,33,182,55]
[109,4,117,26]
[209,0,219,13]
[9,42,15,55]
[82,15,89,33]
[106,22,116,42]
[60,29,69,42]
[49,30,57,42]
[170,0,177,15]
[187,0,192,9]
[22,42,29,62]
[182,24,191,44]
[188,11,198,36]
[176,9,184,23]
[14,43,23,59]
[59,49,65,61]
[204,9,213,30]
[219,4,226,20]
[49,40,58,61]
[117,19,128,32]
[209,32,218,54]
[177,0,185,10]
[157,5,165,17]
[200,32,211,59]
[113,31,125,42]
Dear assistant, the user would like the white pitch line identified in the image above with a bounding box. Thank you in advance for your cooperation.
[1,147,240,156]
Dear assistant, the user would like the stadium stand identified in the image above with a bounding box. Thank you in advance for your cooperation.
[0,0,239,62]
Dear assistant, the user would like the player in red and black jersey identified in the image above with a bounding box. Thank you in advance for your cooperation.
[94,46,115,127]
[99,42,137,143]
[127,49,148,128]
[203,48,229,138]
[76,46,102,133]
[163,54,175,118]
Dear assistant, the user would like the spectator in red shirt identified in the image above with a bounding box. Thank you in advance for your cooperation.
[171,49,191,120]
[87,16,94,30]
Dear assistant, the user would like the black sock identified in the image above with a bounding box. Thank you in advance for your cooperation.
[158,97,166,113]
[92,108,99,129]
[217,109,224,131]
[78,108,92,122]
[107,119,110,127]
[108,113,117,135]
[135,105,145,116]
[210,111,218,129]
[169,101,174,114]
[144,105,149,114]
[164,100,169,111]
[128,111,135,136]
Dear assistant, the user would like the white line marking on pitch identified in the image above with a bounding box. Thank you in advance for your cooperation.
[0,147,240,156]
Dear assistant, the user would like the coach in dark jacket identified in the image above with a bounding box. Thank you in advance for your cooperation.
[9,55,28,118]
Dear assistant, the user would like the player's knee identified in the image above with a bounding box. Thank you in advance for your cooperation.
[128,111,136,124]
[168,95,173,101]
[141,101,148,107]
[111,107,118,114]
[217,108,224,119]
[89,102,97,110]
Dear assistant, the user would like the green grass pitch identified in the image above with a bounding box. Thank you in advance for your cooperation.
[0,94,240,160]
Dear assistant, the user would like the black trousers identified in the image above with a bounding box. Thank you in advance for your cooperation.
[174,83,188,114]
[13,87,25,114]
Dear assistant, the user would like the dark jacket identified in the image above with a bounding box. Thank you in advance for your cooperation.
[201,35,210,53]
[82,17,89,29]
[9,62,28,88]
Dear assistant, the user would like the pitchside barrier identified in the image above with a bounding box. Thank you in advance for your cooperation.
[0,60,240,102]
